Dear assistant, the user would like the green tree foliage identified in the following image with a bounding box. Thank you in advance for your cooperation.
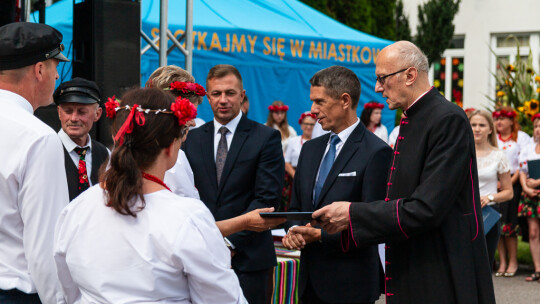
[415,0,461,66]
[370,0,395,40]
[395,0,411,41]
[300,0,396,41]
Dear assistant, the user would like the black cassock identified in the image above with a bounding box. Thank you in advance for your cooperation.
[344,88,496,304]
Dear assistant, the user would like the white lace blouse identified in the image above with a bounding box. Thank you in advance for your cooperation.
[477,149,510,197]
[497,130,532,173]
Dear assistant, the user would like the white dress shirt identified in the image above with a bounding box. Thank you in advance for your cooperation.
[164,150,200,199]
[213,111,243,160]
[313,118,360,201]
[54,186,247,304]
[58,129,96,185]
[0,89,69,304]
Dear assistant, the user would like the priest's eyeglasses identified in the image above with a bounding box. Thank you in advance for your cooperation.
[376,68,408,85]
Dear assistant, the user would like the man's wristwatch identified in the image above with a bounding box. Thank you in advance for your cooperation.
[488,194,495,203]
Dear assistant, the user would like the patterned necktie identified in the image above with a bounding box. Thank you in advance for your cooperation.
[74,147,90,192]
[314,135,341,204]
[216,126,229,185]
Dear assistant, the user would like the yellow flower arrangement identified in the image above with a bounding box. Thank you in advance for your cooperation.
[490,35,540,134]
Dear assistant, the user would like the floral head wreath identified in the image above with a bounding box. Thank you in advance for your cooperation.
[492,109,516,119]
[298,112,316,125]
[268,105,289,112]
[364,102,384,110]
[531,113,540,122]
[464,107,476,113]
[104,95,197,145]
[166,81,206,96]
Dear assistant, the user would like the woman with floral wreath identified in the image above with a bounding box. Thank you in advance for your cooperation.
[360,101,388,143]
[518,113,540,282]
[284,112,316,179]
[54,88,248,303]
[266,100,297,210]
[493,106,532,276]
[469,110,513,269]
[266,100,297,153]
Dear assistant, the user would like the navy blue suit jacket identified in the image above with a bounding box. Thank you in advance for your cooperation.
[286,122,392,303]
[183,114,284,271]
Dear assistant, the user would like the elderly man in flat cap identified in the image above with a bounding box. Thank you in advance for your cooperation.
[0,22,69,304]
[54,78,110,201]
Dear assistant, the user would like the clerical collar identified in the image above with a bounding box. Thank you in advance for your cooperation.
[404,86,434,117]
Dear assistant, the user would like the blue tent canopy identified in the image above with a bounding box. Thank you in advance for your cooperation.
[40,0,395,133]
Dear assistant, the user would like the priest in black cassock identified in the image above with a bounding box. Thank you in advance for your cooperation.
[307,41,496,303]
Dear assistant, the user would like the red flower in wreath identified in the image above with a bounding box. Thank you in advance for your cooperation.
[105,96,120,118]
[528,210,533,217]
[169,81,206,96]
[171,97,197,126]
[268,105,289,112]
[518,205,524,213]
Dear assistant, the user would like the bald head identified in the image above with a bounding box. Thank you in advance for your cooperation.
[382,41,429,74]
[374,41,432,110]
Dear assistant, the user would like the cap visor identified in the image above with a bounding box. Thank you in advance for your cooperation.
[54,52,70,62]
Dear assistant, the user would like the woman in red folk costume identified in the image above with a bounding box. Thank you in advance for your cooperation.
[360,101,388,143]
[54,88,248,303]
[518,113,540,282]
[493,106,532,277]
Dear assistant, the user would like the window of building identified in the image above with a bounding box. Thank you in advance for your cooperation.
[431,37,465,107]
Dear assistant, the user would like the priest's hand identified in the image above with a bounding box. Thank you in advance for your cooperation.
[311,201,351,234]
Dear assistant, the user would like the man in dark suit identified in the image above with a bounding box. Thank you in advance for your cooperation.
[183,64,284,304]
[54,78,109,201]
[282,66,392,304]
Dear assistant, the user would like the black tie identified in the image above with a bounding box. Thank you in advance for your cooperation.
[216,126,229,185]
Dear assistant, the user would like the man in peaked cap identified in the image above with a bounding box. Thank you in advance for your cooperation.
[54,78,110,201]
[0,22,69,304]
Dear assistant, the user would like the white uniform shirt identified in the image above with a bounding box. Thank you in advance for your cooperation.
[0,89,68,304]
[164,150,200,199]
[372,124,388,144]
[477,149,510,197]
[284,135,307,167]
[54,186,246,304]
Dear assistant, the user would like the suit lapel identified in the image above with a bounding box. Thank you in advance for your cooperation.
[201,122,219,193]
[217,115,250,197]
[315,123,365,208]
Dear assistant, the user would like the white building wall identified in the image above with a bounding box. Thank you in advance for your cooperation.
[402,0,540,109]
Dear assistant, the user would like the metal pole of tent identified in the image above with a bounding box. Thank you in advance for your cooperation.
[185,0,193,74]
[159,0,168,66]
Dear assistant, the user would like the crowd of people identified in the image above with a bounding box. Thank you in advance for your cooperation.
[1,21,539,304]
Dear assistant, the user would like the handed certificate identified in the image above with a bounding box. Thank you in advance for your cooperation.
[260,212,314,221]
